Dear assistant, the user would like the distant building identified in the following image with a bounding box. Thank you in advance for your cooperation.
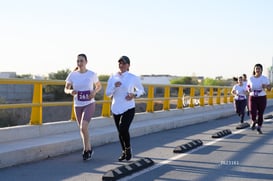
[32,75,46,80]
[193,76,204,83]
[140,74,204,85]
[0,72,16,78]
[140,74,177,85]
[0,72,46,80]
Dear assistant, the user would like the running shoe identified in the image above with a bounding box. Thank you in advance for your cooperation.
[118,151,126,162]
[251,122,256,130]
[257,128,263,134]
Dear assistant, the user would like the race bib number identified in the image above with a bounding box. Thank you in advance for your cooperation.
[253,90,261,97]
[77,90,91,101]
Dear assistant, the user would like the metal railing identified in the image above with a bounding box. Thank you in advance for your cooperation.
[1,78,273,125]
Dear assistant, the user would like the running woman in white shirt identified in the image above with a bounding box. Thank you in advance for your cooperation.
[247,63,271,134]
[106,56,145,161]
[64,54,102,160]
[231,76,248,123]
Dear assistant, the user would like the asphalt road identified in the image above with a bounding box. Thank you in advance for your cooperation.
[1,106,273,181]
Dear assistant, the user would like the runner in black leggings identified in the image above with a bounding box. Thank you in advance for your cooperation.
[106,56,145,161]
[231,76,247,123]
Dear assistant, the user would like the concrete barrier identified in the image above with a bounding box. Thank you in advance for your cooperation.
[1,100,273,169]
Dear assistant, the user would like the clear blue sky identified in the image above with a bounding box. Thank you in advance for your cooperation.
[1,0,273,78]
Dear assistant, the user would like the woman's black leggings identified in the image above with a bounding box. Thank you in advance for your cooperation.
[249,95,267,127]
[234,99,247,122]
[113,108,135,151]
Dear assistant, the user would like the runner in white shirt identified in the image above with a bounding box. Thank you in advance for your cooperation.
[231,76,248,123]
[64,54,102,160]
[106,55,145,161]
[247,63,271,134]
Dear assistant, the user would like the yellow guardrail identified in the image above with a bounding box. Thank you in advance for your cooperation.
[1,78,273,125]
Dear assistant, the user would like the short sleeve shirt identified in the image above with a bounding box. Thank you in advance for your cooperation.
[65,70,99,107]
[247,75,269,97]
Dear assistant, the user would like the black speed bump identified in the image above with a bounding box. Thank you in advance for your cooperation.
[211,129,232,138]
[264,114,273,119]
[102,157,154,181]
[236,122,250,129]
[173,139,203,153]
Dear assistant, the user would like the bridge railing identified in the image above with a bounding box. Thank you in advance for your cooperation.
[1,78,273,126]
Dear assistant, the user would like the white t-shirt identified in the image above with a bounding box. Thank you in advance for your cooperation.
[247,75,269,97]
[231,84,247,100]
[105,71,145,114]
[65,70,99,107]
